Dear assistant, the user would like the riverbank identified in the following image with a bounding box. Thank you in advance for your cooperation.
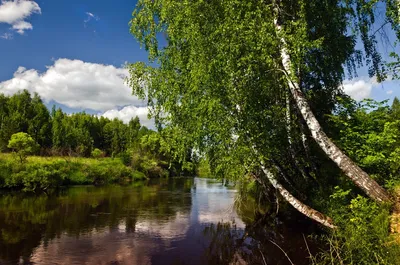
[0,153,149,192]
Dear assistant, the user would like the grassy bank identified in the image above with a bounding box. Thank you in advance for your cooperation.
[0,153,148,192]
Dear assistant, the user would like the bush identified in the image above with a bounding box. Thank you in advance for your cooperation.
[0,155,143,191]
[312,189,400,265]
[2,162,65,192]
[117,151,131,166]
[132,154,168,178]
[91,148,104,158]
[132,170,147,180]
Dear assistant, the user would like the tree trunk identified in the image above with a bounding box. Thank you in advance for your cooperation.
[285,91,308,181]
[260,163,336,229]
[296,108,319,176]
[273,11,391,203]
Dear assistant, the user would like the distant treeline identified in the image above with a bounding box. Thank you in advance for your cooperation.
[0,90,149,156]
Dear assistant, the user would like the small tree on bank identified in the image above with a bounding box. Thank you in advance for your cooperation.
[8,132,38,163]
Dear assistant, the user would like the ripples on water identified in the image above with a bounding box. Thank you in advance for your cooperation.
[0,178,317,265]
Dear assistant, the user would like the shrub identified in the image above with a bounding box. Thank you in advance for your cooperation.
[117,151,131,166]
[132,170,147,180]
[312,189,400,265]
[91,148,104,159]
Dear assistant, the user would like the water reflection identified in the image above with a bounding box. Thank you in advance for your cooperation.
[0,178,316,265]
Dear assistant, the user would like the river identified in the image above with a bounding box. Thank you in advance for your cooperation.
[0,178,318,265]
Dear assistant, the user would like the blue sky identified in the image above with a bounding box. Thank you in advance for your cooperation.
[0,0,148,78]
[0,0,398,128]
[0,0,158,127]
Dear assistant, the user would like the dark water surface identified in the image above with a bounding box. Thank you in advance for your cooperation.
[0,178,317,265]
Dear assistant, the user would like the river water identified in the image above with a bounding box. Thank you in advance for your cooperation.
[0,178,317,265]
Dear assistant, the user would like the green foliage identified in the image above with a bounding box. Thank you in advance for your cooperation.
[131,153,168,178]
[91,148,104,158]
[0,154,149,192]
[127,0,400,183]
[0,90,151,158]
[0,91,51,151]
[328,98,400,187]
[0,91,192,183]
[117,151,132,166]
[7,132,38,163]
[132,170,147,180]
[196,158,212,178]
[12,165,64,192]
[128,1,400,264]
[312,190,400,265]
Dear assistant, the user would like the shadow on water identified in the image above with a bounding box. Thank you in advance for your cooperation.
[0,178,320,265]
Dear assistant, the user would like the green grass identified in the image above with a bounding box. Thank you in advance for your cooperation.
[0,153,148,192]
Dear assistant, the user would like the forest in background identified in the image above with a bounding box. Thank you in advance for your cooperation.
[1,89,150,157]
[0,90,197,192]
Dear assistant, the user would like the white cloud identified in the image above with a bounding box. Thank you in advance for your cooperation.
[342,79,372,101]
[101,105,154,128]
[387,90,393,95]
[0,58,155,128]
[0,32,12,39]
[12,20,31,34]
[0,0,41,34]
[84,11,99,27]
[0,58,147,111]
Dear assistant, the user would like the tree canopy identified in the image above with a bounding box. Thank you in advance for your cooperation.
[128,0,400,225]
[8,132,38,163]
[128,0,400,170]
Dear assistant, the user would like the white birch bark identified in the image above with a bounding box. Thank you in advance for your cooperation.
[285,91,308,180]
[260,164,336,229]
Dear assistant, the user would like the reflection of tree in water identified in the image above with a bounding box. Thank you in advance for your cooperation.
[203,217,318,265]
[0,178,193,264]
[200,191,321,265]
[203,222,246,265]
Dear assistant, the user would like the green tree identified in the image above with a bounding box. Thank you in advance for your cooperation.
[103,119,128,156]
[0,94,10,151]
[28,93,52,149]
[391,97,400,120]
[7,132,38,163]
[51,108,65,152]
[127,116,141,148]
[128,0,400,224]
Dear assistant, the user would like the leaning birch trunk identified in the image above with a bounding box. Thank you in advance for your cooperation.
[297,109,319,175]
[260,163,336,229]
[285,91,308,180]
[273,11,391,203]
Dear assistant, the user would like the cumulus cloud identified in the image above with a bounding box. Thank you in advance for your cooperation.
[0,58,155,127]
[101,105,154,128]
[0,0,41,34]
[0,58,147,110]
[342,79,373,101]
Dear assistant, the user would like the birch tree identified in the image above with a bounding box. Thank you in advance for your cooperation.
[128,0,400,221]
